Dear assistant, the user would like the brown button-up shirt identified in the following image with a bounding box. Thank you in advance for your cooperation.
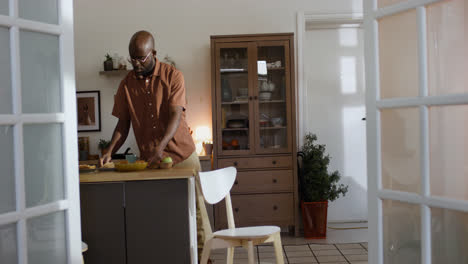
[112,59,196,164]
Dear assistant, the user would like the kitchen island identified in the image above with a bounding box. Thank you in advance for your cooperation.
[79,168,197,264]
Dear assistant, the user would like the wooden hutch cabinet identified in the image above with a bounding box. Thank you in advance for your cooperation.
[210,33,298,233]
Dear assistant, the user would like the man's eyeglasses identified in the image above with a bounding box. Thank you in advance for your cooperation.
[128,51,152,65]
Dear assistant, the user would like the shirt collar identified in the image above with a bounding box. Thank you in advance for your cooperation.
[131,58,161,79]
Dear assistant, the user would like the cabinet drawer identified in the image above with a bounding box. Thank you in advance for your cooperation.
[216,193,294,229]
[218,156,292,170]
[231,170,293,194]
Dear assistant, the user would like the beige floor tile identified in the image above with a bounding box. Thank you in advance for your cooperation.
[336,243,362,249]
[287,257,318,263]
[286,251,314,257]
[346,254,368,261]
[340,248,367,255]
[319,262,347,264]
[360,243,368,249]
[258,246,275,252]
[284,245,311,252]
[259,252,285,258]
[350,261,368,264]
[233,259,258,264]
[234,252,258,259]
[316,255,346,262]
[212,248,226,254]
[308,244,336,251]
[259,257,288,263]
[312,249,341,256]
[211,253,226,260]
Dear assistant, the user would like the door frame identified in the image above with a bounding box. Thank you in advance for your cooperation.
[0,0,81,263]
[296,12,363,147]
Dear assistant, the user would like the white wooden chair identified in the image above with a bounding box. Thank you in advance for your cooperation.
[196,167,284,264]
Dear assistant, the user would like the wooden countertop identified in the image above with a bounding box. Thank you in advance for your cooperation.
[80,168,195,183]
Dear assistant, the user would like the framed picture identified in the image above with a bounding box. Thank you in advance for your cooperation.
[77,91,101,132]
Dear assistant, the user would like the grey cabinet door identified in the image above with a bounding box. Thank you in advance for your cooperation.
[125,179,190,264]
[80,183,126,264]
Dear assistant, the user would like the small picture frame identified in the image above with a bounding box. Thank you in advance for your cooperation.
[77,91,101,132]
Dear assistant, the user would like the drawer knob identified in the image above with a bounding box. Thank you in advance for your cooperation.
[235,208,239,212]
[273,205,278,211]
[233,161,238,166]
[273,179,277,183]
[249,96,253,100]
[272,160,277,165]
[235,180,238,185]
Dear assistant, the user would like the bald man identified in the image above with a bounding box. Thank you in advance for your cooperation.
[100,31,208,262]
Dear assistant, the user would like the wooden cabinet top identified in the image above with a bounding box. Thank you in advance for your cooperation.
[79,168,195,183]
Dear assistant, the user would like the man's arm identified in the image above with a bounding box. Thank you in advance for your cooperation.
[100,119,131,166]
[148,105,183,165]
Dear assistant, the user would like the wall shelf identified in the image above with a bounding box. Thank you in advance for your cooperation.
[99,70,131,75]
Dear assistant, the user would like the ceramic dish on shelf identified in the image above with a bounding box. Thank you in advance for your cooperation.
[259,92,272,101]
[270,117,284,127]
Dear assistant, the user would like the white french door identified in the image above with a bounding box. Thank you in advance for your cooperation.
[0,0,81,263]
[365,0,468,263]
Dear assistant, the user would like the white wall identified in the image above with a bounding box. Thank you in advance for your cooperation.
[304,27,367,222]
[73,0,363,156]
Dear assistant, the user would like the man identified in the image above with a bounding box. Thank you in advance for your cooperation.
[100,30,199,169]
[100,30,207,262]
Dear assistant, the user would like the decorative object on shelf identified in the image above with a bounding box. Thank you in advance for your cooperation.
[77,91,101,132]
[221,78,232,102]
[103,53,113,71]
[267,60,282,69]
[270,117,284,127]
[98,139,111,156]
[226,113,248,128]
[298,133,348,239]
[118,57,127,70]
[202,141,213,156]
[112,53,119,70]
[78,136,90,161]
[163,55,176,68]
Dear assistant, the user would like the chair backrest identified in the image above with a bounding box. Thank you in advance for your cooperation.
[198,166,237,205]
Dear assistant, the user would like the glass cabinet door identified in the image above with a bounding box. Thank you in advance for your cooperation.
[215,43,254,155]
[254,41,292,153]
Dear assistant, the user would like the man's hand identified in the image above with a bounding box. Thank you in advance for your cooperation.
[100,150,112,167]
[148,145,164,168]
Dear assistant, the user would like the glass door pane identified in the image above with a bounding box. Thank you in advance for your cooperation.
[255,42,291,153]
[216,44,253,155]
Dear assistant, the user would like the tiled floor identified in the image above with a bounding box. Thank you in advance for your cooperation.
[210,242,368,264]
[210,223,368,263]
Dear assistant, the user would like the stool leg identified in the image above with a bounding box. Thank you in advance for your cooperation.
[247,240,255,264]
[273,232,284,264]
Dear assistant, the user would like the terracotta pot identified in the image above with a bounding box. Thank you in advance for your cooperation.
[203,143,213,156]
[301,201,328,239]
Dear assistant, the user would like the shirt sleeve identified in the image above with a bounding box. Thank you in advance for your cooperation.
[168,70,186,109]
[112,80,131,120]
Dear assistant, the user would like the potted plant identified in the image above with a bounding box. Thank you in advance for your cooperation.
[98,139,111,156]
[298,133,348,239]
[103,53,113,71]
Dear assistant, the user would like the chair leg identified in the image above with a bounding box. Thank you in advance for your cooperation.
[200,240,212,264]
[247,240,255,264]
[227,247,234,264]
[273,232,285,264]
